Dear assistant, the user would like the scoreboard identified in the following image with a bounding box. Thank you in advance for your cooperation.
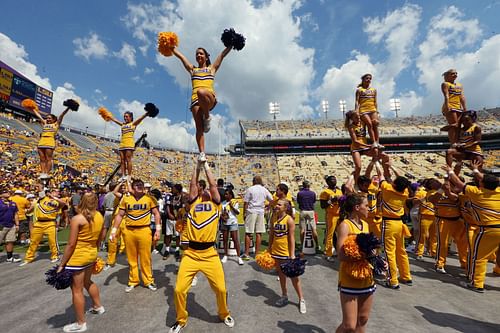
[0,60,52,114]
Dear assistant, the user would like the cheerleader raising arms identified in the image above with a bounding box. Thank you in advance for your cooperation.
[441,69,467,145]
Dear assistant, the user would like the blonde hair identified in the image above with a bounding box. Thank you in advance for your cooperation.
[77,192,98,224]
[442,69,457,77]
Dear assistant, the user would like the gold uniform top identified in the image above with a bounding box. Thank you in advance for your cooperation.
[120,123,136,150]
[357,87,377,114]
[35,197,62,223]
[434,194,460,219]
[270,215,290,259]
[349,123,369,152]
[338,218,375,294]
[419,190,436,217]
[464,185,500,226]
[459,124,482,155]
[191,66,215,102]
[10,195,30,220]
[66,212,104,269]
[367,183,381,222]
[38,122,59,149]
[444,81,463,112]
[459,193,475,225]
[181,197,221,245]
[119,194,158,227]
[380,181,409,219]
[319,188,342,218]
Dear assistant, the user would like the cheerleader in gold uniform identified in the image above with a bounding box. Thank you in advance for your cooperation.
[446,112,483,172]
[355,74,383,148]
[32,106,71,178]
[345,111,389,182]
[441,69,467,145]
[58,193,106,333]
[109,111,148,180]
[171,45,232,161]
[169,159,234,333]
[269,199,306,314]
[336,193,376,333]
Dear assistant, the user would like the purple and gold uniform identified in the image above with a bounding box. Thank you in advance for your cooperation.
[119,123,136,151]
[66,212,104,271]
[338,218,376,295]
[174,197,230,327]
[415,190,438,257]
[443,81,463,113]
[270,215,291,259]
[459,124,482,156]
[320,187,342,257]
[366,183,381,239]
[350,123,370,154]
[191,66,215,109]
[38,123,59,149]
[357,86,377,115]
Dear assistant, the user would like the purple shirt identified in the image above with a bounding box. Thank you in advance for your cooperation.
[0,198,18,228]
[297,188,316,211]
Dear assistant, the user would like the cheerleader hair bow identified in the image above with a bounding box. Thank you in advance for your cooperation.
[221,28,246,51]
[63,99,80,111]
[157,32,179,57]
[45,266,74,290]
[280,258,307,278]
[21,98,39,112]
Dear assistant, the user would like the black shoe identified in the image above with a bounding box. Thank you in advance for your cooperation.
[400,279,413,286]
[162,252,170,260]
[460,281,484,293]
[174,250,180,261]
[385,282,400,290]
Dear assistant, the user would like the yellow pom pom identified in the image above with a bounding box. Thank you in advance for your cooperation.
[343,235,363,260]
[92,257,105,275]
[21,98,39,111]
[255,251,276,271]
[98,107,113,121]
[158,32,179,57]
[345,260,373,280]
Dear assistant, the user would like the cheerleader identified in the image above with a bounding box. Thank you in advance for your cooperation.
[171,45,232,161]
[446,112,483,173]
[57,193,106,333]
[269,199,306,314]
[354,74,383,148]
[336,193,376,333]
[441,69,467,145]
[345,110,389,183]
[108,111,148,180]
[32,106,71,178]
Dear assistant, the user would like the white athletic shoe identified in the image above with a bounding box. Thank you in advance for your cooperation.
[87,306,105,315]
[147,283,158,291]
[299,299,307,314]
[238,257,244,265]
[63,322,87,332]
[6,257,21,263]
[125,285,136,293]
[191,276,198,287]
[223,316,235,328]
[436,267,447,274]
[198,152,207,162]
[221,255,228,264]
[50,257,60,263]
[169,322,185,333]
[152,249,160,254]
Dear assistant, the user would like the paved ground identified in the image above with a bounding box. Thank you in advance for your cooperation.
[1,249,499,333]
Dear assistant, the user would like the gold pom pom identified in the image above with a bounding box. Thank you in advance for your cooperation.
[98,107,113,121]
[175,220,185,234]
[345,260,373,279]
[343,235,364,260]
[255,251,276,271]
[21,98,39,111]
[158,32,179,57]
[92,257,105,275]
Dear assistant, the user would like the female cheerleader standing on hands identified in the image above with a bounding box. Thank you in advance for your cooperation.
[441,69,466,145]
[355,74,383,148]
[171,45,231,161]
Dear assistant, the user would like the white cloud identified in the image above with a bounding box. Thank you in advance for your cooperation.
[316,4,422,117]
[0,32,51,88]
[123,0,316,122]
[113,43,137,67]
[73,33,109,60]
[144,67,154,74]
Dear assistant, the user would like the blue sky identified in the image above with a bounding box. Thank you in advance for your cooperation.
[1,0,499,153]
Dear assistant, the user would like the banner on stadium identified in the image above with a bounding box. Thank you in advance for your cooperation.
[0,68,13,98]
[35,86,53,114]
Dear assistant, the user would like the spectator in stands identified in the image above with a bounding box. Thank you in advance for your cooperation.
[354,74,383,148]
[441,69,467,145]
[296,180,319,253]
[170,44,233,162]
[32,104,72,179]
[0,187,21,262]
[107,111,149,181]
[446,112,483,173]
[242,176,273,260]
[319,176,342,262]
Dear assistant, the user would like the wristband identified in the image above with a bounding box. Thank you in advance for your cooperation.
[111,227,117,234]
[155,225,161,230]
[472,169,480,174]
[447,170,454,175]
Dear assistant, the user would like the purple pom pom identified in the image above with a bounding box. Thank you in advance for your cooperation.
[356,232,382,256]
[221,28,246,51]
[280,258,307,278]
[144,103,159,118]
[232,33,246,51]
[45,266,74,290]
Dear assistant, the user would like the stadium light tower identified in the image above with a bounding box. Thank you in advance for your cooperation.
[269,102,280,120]
[339,100,347,117]
[321,99,329,120]
[389,98,401,118]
